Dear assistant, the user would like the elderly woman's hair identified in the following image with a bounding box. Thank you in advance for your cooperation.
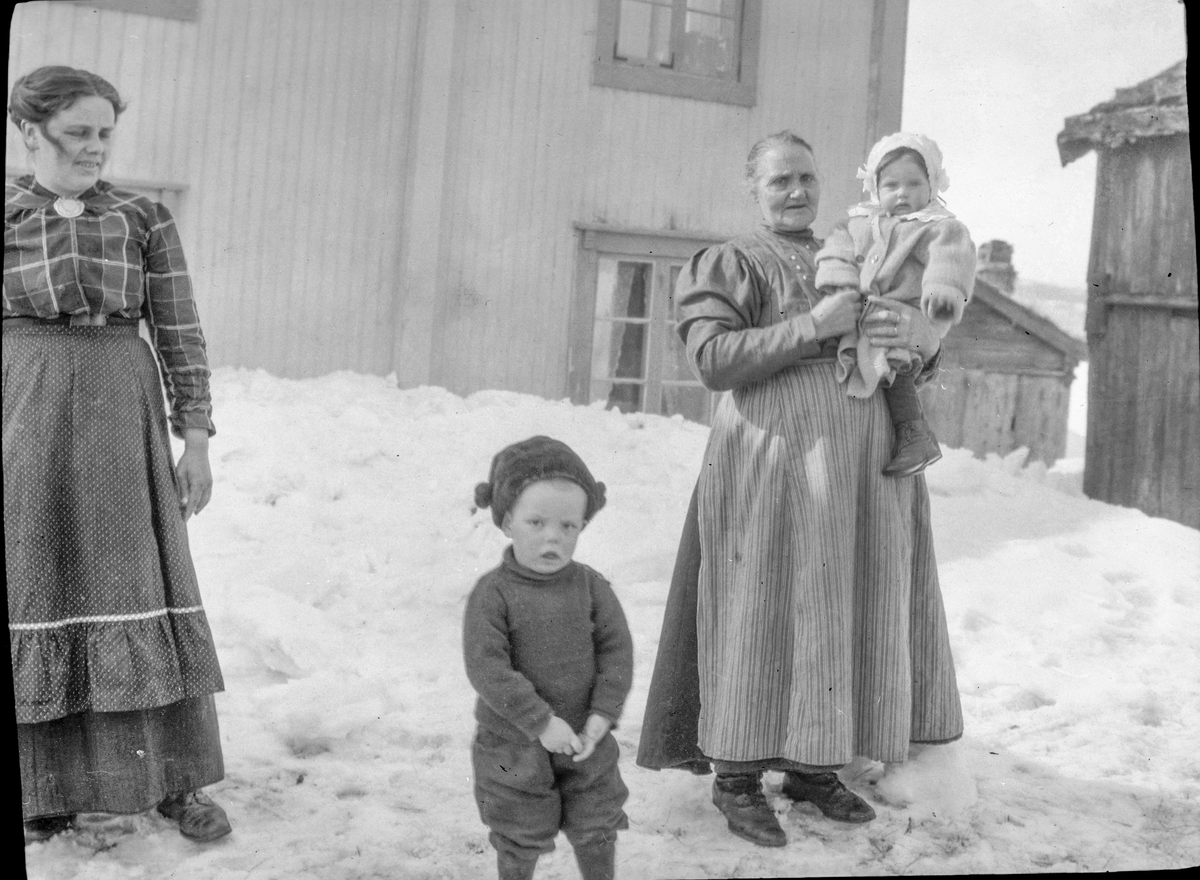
[8,65,125,128]
[745,130,815,185]
[875,146,928,183]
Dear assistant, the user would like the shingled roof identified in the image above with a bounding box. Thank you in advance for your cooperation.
[1057,59,1188,165]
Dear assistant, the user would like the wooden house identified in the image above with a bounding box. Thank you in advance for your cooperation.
[1057,60,1197,528]
[918,242,1087,467]
[7,0,909,426]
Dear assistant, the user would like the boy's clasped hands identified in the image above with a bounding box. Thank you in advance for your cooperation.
[538,713,612,762]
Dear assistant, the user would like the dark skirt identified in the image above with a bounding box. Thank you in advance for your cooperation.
[3,323,225,817]
[18,696,224,819]
[635,484,708,774]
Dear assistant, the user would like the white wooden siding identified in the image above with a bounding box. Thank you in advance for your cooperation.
[8,0,907,396]
[7,1,196,187]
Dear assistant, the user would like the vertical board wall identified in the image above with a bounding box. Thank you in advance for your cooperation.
[8,0,909,399]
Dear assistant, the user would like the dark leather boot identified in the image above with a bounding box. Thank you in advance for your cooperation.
[882,418,943,477]
[781,771,876,823]
[157,790,232,842]
[23,813,75,845]
[711,773,786,847]
[573,838,616,880]
[496,849,537,880]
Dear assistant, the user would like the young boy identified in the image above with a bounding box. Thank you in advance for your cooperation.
[465,436,633,880]
[815,131,976,477]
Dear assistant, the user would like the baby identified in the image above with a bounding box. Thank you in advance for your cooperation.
[815,132,976,476]
[465,436,633,880]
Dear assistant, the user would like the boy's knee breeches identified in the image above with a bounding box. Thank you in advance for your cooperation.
[472,728,629,859]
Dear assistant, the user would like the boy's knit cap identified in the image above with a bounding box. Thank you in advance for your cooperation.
[475,435,606,526]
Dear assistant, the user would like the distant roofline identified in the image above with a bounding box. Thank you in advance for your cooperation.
[1057,59,1188,165]
[972,278,1088,362]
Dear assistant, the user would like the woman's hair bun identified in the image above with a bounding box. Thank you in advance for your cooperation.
[474,481,493,509]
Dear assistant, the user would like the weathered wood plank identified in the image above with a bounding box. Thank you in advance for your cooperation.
[1131,307,1172,515]
[1161,313,1200,527]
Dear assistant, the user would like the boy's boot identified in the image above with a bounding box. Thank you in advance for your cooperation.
[711,773,786,847]
[781,771,875,823]
[883,418,942,477]
[497,849,537,880]
[573,838,616,880]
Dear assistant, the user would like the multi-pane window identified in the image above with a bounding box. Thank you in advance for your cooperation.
[571,226,722,424]
[594,0,761,106]
[615,0,740,78]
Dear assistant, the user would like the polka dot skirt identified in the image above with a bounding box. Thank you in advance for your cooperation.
[3,324,225,724]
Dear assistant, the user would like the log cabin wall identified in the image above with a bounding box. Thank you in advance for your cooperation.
[920,283,1081,466]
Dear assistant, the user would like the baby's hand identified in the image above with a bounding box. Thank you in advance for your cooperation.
[572,714,613,763]
[925,289,962,322]
[538,715,582,756]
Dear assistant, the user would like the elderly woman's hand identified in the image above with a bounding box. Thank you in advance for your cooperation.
[177,428,213,520]
[809,288,863,341]
[862,298,941,360]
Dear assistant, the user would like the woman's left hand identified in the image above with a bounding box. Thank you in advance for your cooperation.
[862,298,941,360]
[177,428,213,520]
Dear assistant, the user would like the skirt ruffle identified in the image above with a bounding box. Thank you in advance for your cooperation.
[11,611,223,723]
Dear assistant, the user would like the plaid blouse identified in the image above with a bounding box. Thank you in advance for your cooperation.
[4,176,214,436]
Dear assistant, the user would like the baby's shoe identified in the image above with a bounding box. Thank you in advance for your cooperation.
[883,418,942,477]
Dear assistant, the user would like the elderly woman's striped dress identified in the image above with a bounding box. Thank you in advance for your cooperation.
[637,226,962,772]
[4,177,225,819]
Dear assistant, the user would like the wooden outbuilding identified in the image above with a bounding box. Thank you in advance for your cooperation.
[918,245,1087,467]
[1057,59,1197,528]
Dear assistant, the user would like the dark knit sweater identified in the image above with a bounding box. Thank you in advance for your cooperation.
[463,547,633,743]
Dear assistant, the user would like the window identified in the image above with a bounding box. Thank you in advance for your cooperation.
[570,225,725,424]
[593,0,761,106]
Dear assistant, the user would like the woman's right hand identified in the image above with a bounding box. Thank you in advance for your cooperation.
[809,287,863,340]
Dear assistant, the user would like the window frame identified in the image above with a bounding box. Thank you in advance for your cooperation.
[593,0,762,107]
[570,223,728,423]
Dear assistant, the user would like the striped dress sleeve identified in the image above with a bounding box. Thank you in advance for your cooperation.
[676,243,823,392]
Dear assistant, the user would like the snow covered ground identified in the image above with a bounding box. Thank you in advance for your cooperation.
[23,364,1200,878]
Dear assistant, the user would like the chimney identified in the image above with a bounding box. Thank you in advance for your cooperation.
[976,239,1017,294]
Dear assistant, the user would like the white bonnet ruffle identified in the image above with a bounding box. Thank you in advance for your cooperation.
[856,132,950,205]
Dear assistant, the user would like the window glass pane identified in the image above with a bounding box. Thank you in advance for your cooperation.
[593,379,645,414]
[679,8,737,77]
[660,383,711,423]
[591,320,648,382]
[666,264,682,317]
[662,321,695,381]
[617,0,673,65]
[595,258,651,320]
[687,0,737,15]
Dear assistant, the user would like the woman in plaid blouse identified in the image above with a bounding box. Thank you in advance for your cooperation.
[5,66,231,845]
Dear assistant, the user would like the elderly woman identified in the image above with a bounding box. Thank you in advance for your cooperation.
[636,131,963,847]
[5,66,229,844]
